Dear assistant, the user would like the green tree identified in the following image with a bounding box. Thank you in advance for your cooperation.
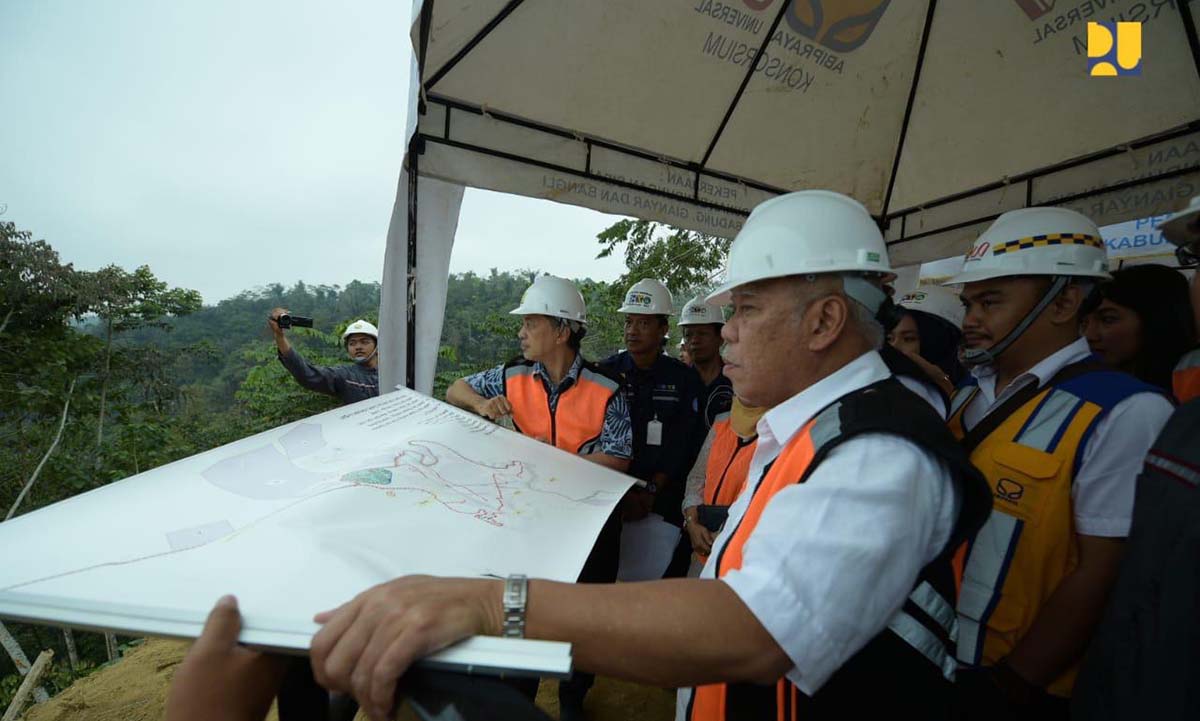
[74,265,202,457]
[596,219,730,301]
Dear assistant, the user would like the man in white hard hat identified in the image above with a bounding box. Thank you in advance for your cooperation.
[445,274,631,470]
[943,207,1174,718]
[268,309,379,404]
[445,274,633,715]
[679,295,734,428]
[600,278,705,591]
[175,190,977,721]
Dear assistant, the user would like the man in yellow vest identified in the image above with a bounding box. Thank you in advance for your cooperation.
[945,207,1175,718]
[168,191,992,721]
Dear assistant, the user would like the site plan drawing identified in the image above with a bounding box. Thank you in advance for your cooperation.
[0,389,635,674]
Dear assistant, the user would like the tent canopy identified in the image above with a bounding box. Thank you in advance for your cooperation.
[380,0,1200,392]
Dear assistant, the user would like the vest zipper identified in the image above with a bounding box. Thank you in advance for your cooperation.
[547,393,557,446]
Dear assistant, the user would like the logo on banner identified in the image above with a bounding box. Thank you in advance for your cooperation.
[1087,21,1142,76]
[779,0,892,53]
[1012,0,1056,21]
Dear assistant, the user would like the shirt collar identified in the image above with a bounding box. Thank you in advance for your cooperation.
[757,350,891,448]
[971,336,1092,402]
[533,353,584,387]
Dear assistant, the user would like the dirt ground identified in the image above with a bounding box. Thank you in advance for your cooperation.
[17,639,675,721]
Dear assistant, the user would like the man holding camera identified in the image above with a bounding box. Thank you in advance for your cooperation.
[268,308,380,405]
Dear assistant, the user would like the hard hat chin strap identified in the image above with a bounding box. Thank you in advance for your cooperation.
[352,346,379,366]
[841,275,887,315]
[962,275,1069,368]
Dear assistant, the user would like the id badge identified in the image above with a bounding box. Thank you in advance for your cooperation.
[646,419,663,446]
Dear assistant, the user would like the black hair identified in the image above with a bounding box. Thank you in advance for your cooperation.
[1081,264,1197,391]
[550,317,588,352]
[905,308,968,386]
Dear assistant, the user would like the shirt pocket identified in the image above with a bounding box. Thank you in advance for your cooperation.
[651,389,682,422]
[990,441,1062,527]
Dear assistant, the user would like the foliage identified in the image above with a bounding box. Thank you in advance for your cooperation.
[0,214,719,701]
[596,218,730,302]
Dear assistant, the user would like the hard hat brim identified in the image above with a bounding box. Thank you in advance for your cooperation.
[1162,205,1200,246]
[944,267,1111,286]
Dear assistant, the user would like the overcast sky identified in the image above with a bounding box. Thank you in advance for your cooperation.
[0,0,627,305]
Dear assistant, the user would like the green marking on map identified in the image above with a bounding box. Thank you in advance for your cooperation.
[342,468,392,485]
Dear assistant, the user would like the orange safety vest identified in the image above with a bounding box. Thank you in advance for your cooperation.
[1174,348,1200,404]
[694,412,756,563]
[946,362,1161,697]
[703,413,757,508]
[687,378,990,721]
[502,357,621,455]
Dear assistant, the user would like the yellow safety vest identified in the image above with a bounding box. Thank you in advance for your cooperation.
[947,363,1159,697]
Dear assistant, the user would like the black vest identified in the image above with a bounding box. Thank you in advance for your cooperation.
[687,378,992,721]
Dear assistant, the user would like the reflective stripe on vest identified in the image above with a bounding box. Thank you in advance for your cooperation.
[1174,348,1200,403]
[502,362,619,454]
[950,384,1104,697]
[689,404,959,721]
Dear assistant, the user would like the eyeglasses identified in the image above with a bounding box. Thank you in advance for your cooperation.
[1176,243,1200,269]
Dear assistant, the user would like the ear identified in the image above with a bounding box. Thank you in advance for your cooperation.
[805,295,849,352]
[1047,283,1086,327]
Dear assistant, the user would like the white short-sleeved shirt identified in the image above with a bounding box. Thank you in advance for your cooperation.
[961,337,1174,537]
[676,351,959,715]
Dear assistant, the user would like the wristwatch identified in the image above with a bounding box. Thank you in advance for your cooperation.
[643,481,658,494]
[502,574,528,638]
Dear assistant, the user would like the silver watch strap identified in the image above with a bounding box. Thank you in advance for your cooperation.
[502,574,528,638]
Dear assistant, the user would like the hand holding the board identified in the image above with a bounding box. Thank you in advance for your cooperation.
[474,395,514,420]
[166,595,287,721]
[310,575,504,721]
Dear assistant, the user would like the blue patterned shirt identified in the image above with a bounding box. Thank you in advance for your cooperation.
[465,355,633,459]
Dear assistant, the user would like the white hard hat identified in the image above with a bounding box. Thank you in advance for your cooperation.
[1162,195,1200,247]
[618,278,674,315]
[678,295,725,326]
[898,285,964,328]
[706,190,892,305]
[509,275,588,324]
[341,319,379,344]
[946,207,1110,285]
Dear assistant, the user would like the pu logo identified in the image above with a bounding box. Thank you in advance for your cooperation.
[689,305,710,317]
[1012,0,1056,22]
[1088,21,1142,76]
[744,0,892,53]
[626,291,654,307]
[900,291,926,304]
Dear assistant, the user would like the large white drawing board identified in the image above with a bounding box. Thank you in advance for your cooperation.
[0,389,637,676]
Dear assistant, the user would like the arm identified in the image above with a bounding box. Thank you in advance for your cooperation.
[582,453,630,473]
[277,345,342,398]
[309,576,787,720]
[1004,535,1125,687]
[445,369,512,420]
[267,307,294,356]
[684,427,717,554]
[587,388,632,473]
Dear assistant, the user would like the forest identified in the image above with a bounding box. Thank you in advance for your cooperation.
[0,216,729,705]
